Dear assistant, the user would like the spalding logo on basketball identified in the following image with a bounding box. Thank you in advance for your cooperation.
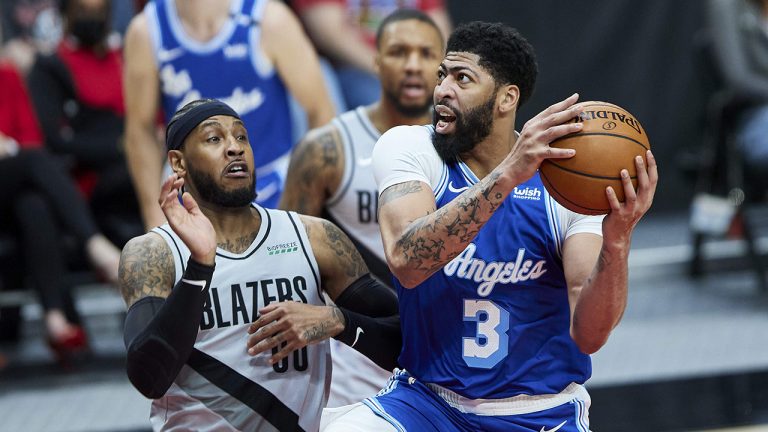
[539,101,651,215]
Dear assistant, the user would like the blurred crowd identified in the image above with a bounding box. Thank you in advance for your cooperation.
[0,0,451,369]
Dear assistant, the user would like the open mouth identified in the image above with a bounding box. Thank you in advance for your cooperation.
[434,104,457,133]
[402,80,426,99]
[224,161,249,178]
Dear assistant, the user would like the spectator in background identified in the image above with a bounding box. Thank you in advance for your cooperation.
[707,0,768,194]
[0,0,61,74]
[27,0,142,246]
[291,0,452,112]
[0,60,122,365]
[124,0,335,230]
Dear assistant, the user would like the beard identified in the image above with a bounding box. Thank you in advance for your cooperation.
[432,94,496,163]
[187,165,256,208]
[384,85,432,118]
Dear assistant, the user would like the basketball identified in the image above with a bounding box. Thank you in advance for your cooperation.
[539,101,651,215]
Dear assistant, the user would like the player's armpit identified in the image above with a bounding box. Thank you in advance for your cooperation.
[279,126,344,215]
[118,232,175,308]
[300,215,368,300]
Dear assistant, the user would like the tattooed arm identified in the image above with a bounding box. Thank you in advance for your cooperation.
[246,216,364,361]
[279,125,344,215]
[119,233,175,307]
[377,96,585,288]
[121,174,217,398]
[247,216,401,369]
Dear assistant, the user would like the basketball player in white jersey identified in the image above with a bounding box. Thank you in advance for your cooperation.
[119,99,400,432]
[279,9,443,408]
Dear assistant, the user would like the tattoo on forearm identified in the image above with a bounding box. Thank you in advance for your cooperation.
[302,307,344,343]
[393,173,508,275]
[118,236,175,306]
[218,231,258,254]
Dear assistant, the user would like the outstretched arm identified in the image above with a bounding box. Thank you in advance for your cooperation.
[565,151,658,354]
[278,125,344,215]
[379,95,583,288]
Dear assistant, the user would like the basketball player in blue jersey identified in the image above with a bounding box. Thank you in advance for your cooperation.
[124,0,335,230]
[324,22,658,431]
[119,99,401,431]
[280,9,443,410]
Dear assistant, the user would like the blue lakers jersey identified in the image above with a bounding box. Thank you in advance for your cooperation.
[395,161,592,400]
[146,0,292,208]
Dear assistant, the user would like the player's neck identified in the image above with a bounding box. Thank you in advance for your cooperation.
[462,128,516,179]
[175,0,231,42]
[199,204,261,252]
[369,101,431,134]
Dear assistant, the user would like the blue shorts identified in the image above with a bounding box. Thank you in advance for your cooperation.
[363,370,591,432]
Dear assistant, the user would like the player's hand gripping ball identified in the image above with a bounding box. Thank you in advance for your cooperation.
[540,101,651,215]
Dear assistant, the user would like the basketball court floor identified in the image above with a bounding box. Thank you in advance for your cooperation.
[0,210,766,432]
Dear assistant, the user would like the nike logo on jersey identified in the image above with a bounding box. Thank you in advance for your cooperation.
[351,327,364,348]
[157,47,185,63]
[181,278,208,291]
[540,420,567,432]
[358,157,373,167]
[448,181,469,193]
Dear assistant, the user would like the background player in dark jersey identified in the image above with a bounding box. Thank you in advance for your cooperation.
[280,8,443,409]
[119,99,399,431]
[325,21,657,431]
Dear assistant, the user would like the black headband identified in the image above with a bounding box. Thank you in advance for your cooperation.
[165,101,242,151]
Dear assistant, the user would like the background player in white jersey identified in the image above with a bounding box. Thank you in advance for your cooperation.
[119,99,400,432]
[279,9,443,408]
[124,0,335,229]
[325,21,658,431]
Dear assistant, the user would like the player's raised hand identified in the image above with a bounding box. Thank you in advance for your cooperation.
[603,150,658,243]
[504,93,583,183]
[158,173,217,265]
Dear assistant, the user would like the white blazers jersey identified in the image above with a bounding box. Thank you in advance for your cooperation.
[322,107,392,408]
[150,206,331,432]
[325,107,390,281]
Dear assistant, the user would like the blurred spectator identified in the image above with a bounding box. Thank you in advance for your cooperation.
[291,0,452,111]
[27,0,142,246]
[0,60,122,365]
[0,0,61,74]
[707,0,768,194]
[124,0,335,229]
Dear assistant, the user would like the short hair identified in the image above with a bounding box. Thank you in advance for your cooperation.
[375,8,443,49]
[446,21,538,107]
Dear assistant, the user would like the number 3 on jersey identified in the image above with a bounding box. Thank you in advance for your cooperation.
[462,299,509,369]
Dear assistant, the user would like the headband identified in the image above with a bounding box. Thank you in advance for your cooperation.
[165,100,242,151]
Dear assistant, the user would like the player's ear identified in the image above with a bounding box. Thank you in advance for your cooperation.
[498,84,519,114]
[168,150,186,176]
